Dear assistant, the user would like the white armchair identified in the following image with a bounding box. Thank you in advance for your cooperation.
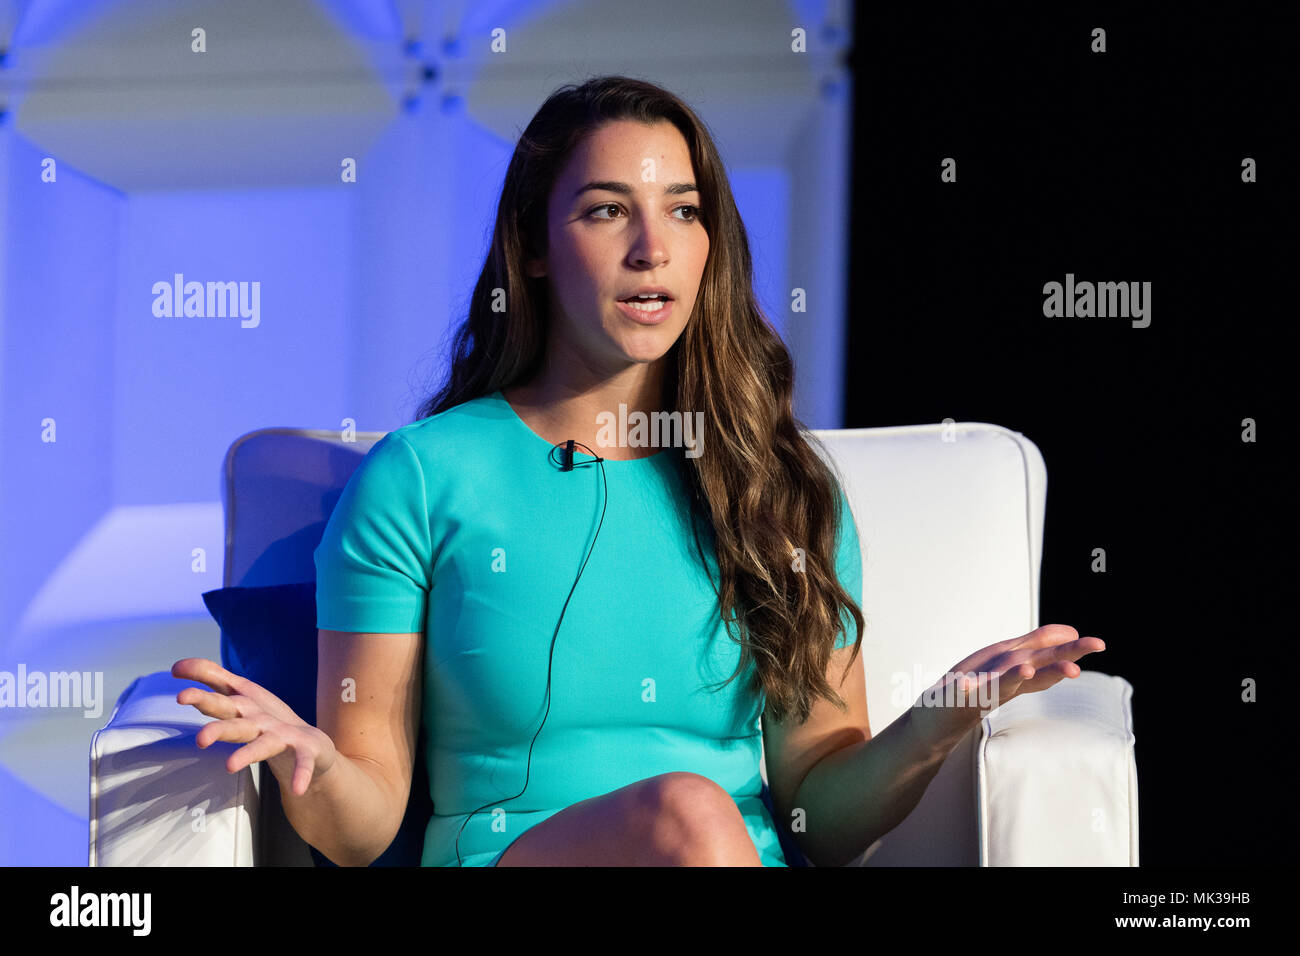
[89,421,1137,866]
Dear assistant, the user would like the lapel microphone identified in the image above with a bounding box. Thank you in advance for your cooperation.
[556,438,604,472]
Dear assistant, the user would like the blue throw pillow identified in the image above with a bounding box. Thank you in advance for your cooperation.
[202,582,318,725]
[200,582,431,867]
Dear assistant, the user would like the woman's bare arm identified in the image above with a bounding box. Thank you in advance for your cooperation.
[279,629,424,867]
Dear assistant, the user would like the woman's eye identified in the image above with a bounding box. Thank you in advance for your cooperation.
[587,203,702,222]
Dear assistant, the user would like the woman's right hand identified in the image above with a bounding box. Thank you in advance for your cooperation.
[171,658,337,797]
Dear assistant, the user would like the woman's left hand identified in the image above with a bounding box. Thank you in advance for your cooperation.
[909,624,1106,750]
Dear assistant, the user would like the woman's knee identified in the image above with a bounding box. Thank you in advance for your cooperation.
[640,773,759,865]
[494,771,760,866]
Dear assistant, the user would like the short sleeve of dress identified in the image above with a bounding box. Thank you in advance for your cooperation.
[313,431,432,634]
[831,481,864,650]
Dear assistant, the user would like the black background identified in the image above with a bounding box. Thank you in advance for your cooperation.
[846,4,1293,866]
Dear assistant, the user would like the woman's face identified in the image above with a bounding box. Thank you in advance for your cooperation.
[526,119,709,379]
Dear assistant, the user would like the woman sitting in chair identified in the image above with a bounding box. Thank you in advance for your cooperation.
[174,74,1104,867]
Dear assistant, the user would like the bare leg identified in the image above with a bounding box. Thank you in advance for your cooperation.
[495,772,764,866]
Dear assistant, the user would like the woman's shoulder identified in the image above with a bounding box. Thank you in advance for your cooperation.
[387,390,508,455]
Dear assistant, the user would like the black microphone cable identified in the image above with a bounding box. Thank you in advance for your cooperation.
[454,439,607,866]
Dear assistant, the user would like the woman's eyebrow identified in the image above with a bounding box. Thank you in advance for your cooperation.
[573,180,698,199]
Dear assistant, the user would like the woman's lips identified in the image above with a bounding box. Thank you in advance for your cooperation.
[615,297,674,325]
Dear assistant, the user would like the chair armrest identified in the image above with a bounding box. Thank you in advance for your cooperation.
[977,671,1138,865]
[90,670,259,866]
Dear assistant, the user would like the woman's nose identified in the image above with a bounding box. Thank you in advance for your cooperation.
[627,223,669,268]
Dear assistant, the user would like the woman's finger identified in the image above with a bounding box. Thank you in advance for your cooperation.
[1027,636,1105,671]
[1066,636,1104,656]
[997,661,1035,685]
[1004,625,1079,657]
[174,658,295,723]
[171,657,242,694]
[178,687,245,720]
[291,750,317,797]
[1018,660,1081,694]
[227,731,288,776]
[1020,624,1081,650]
[1048,659,1083,679]
[196,716,262,750]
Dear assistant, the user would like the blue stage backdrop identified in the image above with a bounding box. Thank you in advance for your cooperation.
[0,0,852,865]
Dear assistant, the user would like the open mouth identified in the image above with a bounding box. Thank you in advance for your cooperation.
[618,294,672,312]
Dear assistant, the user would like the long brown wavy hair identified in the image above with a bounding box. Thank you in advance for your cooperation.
[414,75,864,725]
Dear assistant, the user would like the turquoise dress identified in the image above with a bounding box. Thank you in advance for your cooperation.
[313,389,862,866]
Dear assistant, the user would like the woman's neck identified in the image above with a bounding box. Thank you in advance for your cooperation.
[502,371,668,461]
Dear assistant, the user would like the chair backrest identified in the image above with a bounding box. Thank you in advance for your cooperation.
[222,428,387,589]
[223,419,1046,866]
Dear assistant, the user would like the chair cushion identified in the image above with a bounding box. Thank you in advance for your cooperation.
[201,582,431,866]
